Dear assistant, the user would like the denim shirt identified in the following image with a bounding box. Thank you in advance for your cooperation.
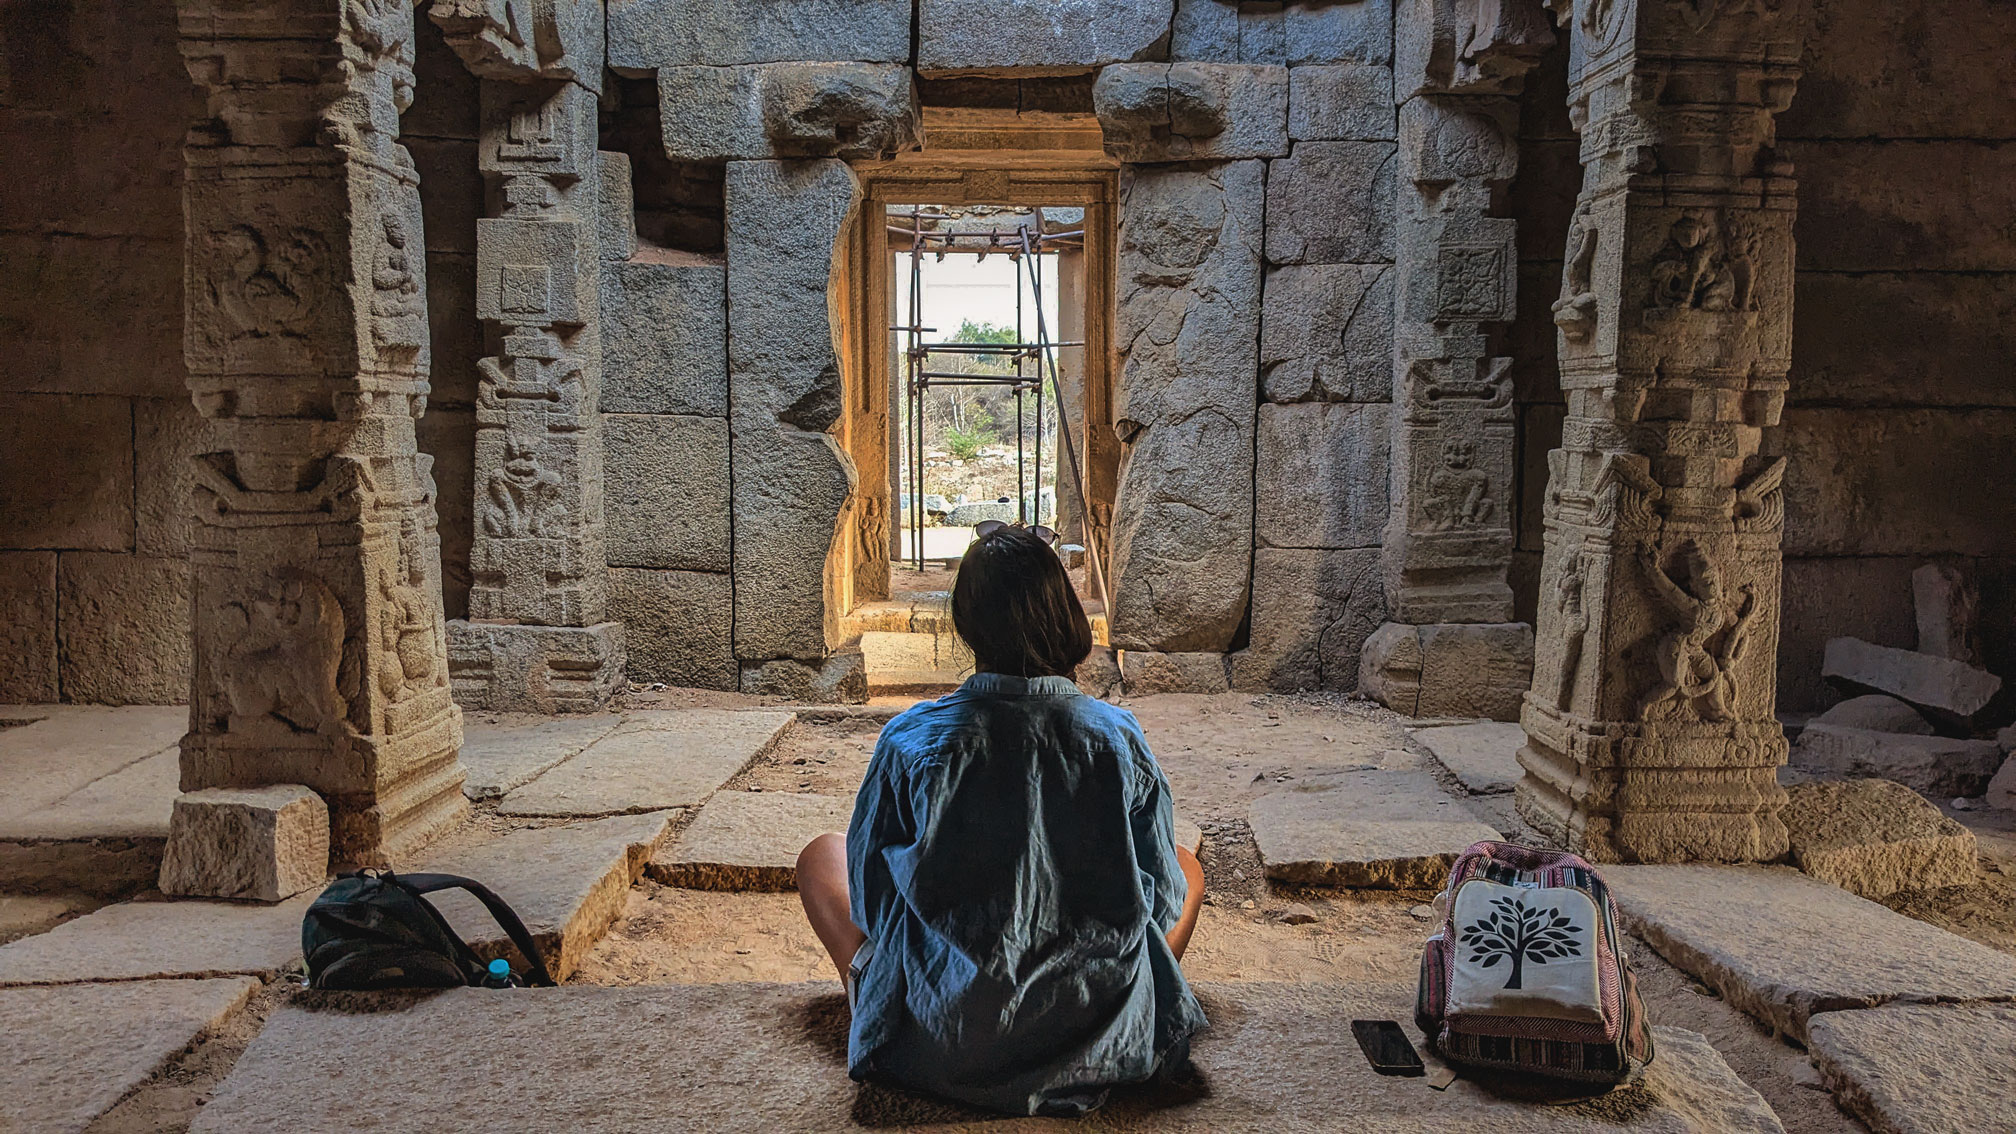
[845,673,1207,1116]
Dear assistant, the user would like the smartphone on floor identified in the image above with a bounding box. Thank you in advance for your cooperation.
[1351,1019,1426,1077]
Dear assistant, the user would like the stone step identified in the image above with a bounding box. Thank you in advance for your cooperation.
[1409,721,1525,795]
[459,713,623,801]
[497,709,795,818]
[0,706,187,894]
[1807,1002,2016,1134]
[189,981,1784,1132]
[423,811,673,981]
[0,976,260,1134]
[859,629,972,691]
[1249,769,1500,889]
[649,791,854,890]
[1607,864,2016,1043]
[0,894,311,987]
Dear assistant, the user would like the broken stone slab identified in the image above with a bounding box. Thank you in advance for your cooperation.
[1823,636,2002,727]
[1119,650,1231,694]
[1250,769,1500,889]
[498,710,795,818]
[1607,863,2016,1042]
[1810,693,1932,736]
[1094,63,1288,162]
[1808,1002,2016,1134]
[0,976,259,1133]
[1989,755,2016,810]
[918,0,1175,75]
[739,652,868,703]
[459,713,623,802]
[655,63,920,163]
[1413,721,1525,795]
[1359,621,1534,722]
[157,785,330,903]
[1781,779,1978,900]
[0,894,312,986]
[648,791,854,891]
[425,811,672,981]
[0,743,178,841]
[606,0,912,68]
[1790,723,2003,800]
[190,980,1780,1132]
[1911,562,1981,665]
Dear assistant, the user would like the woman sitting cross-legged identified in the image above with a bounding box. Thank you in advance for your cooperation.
[796,524,1207,1117]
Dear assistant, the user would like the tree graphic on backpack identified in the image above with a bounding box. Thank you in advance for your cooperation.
[1462,893,1584,990]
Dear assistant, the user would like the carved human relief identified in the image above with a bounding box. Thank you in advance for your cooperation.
[1553,541,1591,708]
[375,519,444,703]
[1636,540,1758,723]
[482,434,567,539]
[214,571,350,738]
[1422,439,1497,530]
[1553,198,1599,341]
[1647,213,1756,312]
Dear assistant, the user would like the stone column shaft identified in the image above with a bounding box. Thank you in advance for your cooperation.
[1515,0,1804,862]
[177,0,465,867]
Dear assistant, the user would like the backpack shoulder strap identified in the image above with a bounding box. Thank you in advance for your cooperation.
[391,872,557,987]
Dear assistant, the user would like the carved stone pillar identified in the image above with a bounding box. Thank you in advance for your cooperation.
[1360,0,1552,721]
[431,3,625,712]
[1515,0,1803,862]
[178,0,465,867]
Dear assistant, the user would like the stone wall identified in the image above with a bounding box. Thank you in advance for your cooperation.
[0,2,203,704]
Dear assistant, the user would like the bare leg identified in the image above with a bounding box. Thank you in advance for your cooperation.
[1167,845,1205,961]
[797,832,867,979]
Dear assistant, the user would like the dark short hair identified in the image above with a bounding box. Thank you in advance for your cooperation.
[950,526,1093,679]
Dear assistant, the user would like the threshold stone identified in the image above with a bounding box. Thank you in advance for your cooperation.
[1250,769,1499,888]
[1807,1002,2016,1134]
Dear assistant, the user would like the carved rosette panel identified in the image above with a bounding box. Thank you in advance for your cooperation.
[1514,0,1804,864]
[178,0,466,866]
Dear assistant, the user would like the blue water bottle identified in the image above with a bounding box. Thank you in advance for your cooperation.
[483,957,513,989]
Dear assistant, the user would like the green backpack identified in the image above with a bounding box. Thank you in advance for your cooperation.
[302,870,555,990]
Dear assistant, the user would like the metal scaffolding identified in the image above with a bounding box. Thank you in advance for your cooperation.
[890,206,1097,583]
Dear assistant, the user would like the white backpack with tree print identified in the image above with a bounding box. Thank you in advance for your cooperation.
[1415,840,1654,1084]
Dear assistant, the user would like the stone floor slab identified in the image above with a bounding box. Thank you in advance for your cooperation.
[0,706,186,823]
[459,713,623,801]
[192,981,1782,1132]
[498,710,796,818]
[650,791,854,891]
[1250,769,1500,889]
[1807,1002,2016,1134]
[1411,722,1525,795]
[0,976,259,1133]
[1608,864,2016,1042]
[424,811,672,980]
[0,894,310,986]
[0,744,180,840]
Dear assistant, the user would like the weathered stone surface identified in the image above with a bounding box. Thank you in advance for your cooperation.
[609,569,737,691]
[0,234,185,400]
[1260,262,1393,403]
[1781,408,2016,558]
[0,706,187,823]
[499,710,795,818]
[55,552,190,706]
[740,652,869,703]
[0,394,132,552]
[1170,0,1282,63]
[600,256,728,417]
[0,838,163,899]
[1289,63,1395,141]
[1810,694,1932,736]
[1911,562,1980,665]
[597,151,636,263]
[1824,636,2002,728]
[1119,650,1230,694]
[1255,401,1389,549]
[1791,724,2004,800]
[1608,864,2016,1042]
[0,977,259,1134]
[460,714,622,801]
[1108,160,1262,653]
[1414,721,1525,795]
[426,811,672,980]
[1094,63,1288,162]
[132,395,207,558]
[157,785,330,903]
[860,630,974,691]
[0,552,58,702]
[0,894,311,986]
[607,0,912,67]
[649,791,854,890]
[1263,140,1395,265]
[192,981,1785,1132]
[732,429,855,663]
[1360,622,1532,722]
[603,414,731,571]
[1781,0,2016,139]
[918,0,1176,75]
[1283,0,1394,66]
[1075,645,1122,698]
[1781,779,1978,900]
[1229,547,1383,694]
[656,63,920,163]
[1989,756,2016,811]
[1809,1003,2016,1134]
[1790,273,2016,409]
[1250,769,1499,888]
[447,621,627,714]
[1790,140,2016,273]
[0,745,178,842]
[1777,557,1918,713]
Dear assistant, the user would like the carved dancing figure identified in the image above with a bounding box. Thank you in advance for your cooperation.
[375,521,440,701]
[1554,544,1590,709]
[1636,541,1757,722]
[1553,199,1599,340]
[1423,439,1495,530]
[482,434,567,539]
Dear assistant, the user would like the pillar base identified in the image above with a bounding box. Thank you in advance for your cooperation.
[447,621,626,713]
[1359,621,1533,721]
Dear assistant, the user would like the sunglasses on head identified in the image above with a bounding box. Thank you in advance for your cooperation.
[973,519,1059,545]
